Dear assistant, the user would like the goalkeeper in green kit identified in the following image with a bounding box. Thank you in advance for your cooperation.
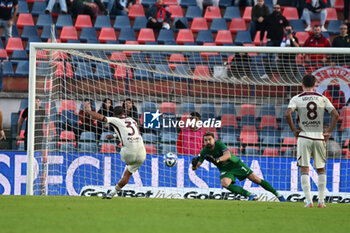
[192,132,286,202]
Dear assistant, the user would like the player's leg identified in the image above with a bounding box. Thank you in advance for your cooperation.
[246,173,285,201]
[220,175,252,199]
[314,140,327,208]
[298,137,313,207]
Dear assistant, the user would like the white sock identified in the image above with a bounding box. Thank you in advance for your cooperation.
[318,172,326,203]
[115,185,122,192]
[301,173,312,203]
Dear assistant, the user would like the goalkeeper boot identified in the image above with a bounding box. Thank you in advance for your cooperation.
[248,194,258,201]
[304,202,314,208]
[317,202,327,208]
[277,195,286,202]
[102,190,116,199]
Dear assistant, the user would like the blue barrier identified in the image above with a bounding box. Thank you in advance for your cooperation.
[0,151,349,195]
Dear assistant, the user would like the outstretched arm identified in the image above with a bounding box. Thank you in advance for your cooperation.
[84,109,107,122]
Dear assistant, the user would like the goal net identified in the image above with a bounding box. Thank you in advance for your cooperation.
[27,43,350,202]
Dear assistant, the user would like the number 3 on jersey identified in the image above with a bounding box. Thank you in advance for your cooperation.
[125,121,140,136]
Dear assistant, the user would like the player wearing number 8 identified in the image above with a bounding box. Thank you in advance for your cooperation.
[285,74,339,208]
[84,104,146,199]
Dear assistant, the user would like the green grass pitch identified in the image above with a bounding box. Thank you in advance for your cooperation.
[1,196,350,233]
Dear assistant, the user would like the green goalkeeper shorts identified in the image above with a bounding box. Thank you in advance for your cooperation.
[219,160,253,183]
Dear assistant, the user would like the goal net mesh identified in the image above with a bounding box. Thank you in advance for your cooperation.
[30,44,350,199]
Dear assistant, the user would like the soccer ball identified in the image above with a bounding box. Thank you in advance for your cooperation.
[163,152,177,167]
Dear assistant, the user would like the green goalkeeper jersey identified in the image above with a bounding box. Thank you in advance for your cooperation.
[199,141,241,171]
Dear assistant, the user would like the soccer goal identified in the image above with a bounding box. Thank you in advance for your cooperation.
[27,43,350,202]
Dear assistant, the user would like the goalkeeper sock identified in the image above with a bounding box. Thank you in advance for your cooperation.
[226,184,251,197]
[301,173,312,203]
[260,179,279,196]
[317,172,326,203]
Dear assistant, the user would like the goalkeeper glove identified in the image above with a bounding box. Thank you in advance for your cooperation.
[191,156,199,168]
[205,155,220,165]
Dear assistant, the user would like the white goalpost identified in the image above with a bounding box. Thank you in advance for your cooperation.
[27,43,350,202]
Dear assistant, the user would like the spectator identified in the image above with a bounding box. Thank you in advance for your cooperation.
[109,0,136,16]
[16,98,46,150]
[0,108,5,141]
[344,0,349,24]
[71,0,108,19]
[122,98,139,124]
[45,0,68,14]
[0,0,18,42]
[276,25,300,80]
[260,4,289,46]
[302,0,327,32]
[97,98,114,138]
[79,99,97,138]
[176,112,205,155]
[250,0,270,39]
[303,25,330,63]
[227,50,252,79]
[196,0,219,12]
[332,24,350,48]
[323,79,346,112]
[146,0,171,32]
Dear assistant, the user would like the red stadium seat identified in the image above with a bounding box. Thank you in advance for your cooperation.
[160,102,176,114]
[176,29,194,44]
[98,28,117,43]
[229,18,247,33]
[238,104,256,119]
[282,7,299,20]
[60,26,78,42]
[190,17,209,33]
[259,115,278,130]
[36,50,49,59]
[254,31,267,46]
[59,100,77,114]
[137,28,156,44]
[6,38,24,53]
[75,15,93,30]
[326,8,338,22]
[242,7,252,23]
[114,63,132,79]
[193,65,211,79]
[100,143,117,153]
[169,5,183,19]
[281,137,297,153]
[263,148,279,157]
[16,13,34,28]
[295,32,309,46]
[58,131,76,147]
[340,106,350,131]
[335,0,344,10]
[215,30,233,45]
[52,51,68,60]
[110,52,127,62]
[145,144,157,154]
[123,41,140,57]
[221,114,238,128]
[228,147,240,156]
[200,42,219,58]
[239,125,258,144]
[128,4,145,19]
[168,53,186,69]
[0,49,8,59]
[204,127,219,139]
[163,0,178,5]
[204,6,221,21]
